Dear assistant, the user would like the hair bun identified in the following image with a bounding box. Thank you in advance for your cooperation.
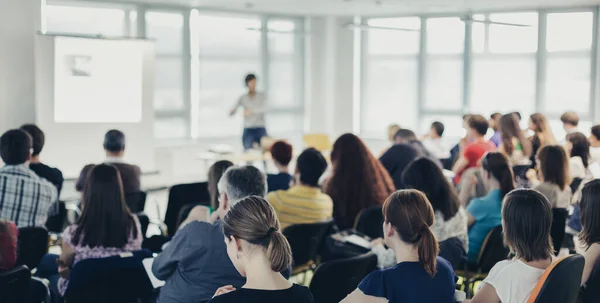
[266,227,277,237]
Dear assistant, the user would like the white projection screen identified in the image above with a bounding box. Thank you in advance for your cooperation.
[54,38,143,123]
[35,35,156,178]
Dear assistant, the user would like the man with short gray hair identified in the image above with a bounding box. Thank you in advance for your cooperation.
[153,165,266,303]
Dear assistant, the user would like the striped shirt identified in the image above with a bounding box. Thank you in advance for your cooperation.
[0,164,58,227]
[266,186,333,229]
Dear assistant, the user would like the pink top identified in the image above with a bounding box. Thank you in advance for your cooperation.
[58,215,142,295]
[0,221,18,271]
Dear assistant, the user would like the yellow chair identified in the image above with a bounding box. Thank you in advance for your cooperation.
[303,133,331,152]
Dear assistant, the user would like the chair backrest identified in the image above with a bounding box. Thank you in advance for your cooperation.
[283,220,334,268]
[125,191,147,213]
[303,133,331,152]
[527,255,585,303]
[16,227,49,270]
[64,250,153,303]
[353,206,383,239]
[0,265,31,303]
[582,261,600,303]
[570,178,584,194]
[309,253,378,303]
[165,182,210,236]
[439,237,467,270]
[551,208,568,256]
[136,213,150,238]
[477,225,509,272]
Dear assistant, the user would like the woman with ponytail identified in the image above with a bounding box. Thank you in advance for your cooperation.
[342,190,456,303]
[465,152,514,263]
[209,196,313,303]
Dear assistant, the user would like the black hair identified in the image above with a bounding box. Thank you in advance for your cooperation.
[591,125,600,141]
[567,132,590,169]
[296,148,328,187]
[0,129,32,165]
[103,130,126,153]
[402,157,459,221]
[20,124,44,157]
[245,74,257,86]
[431,122,445,137]
[482,152,515,198]
[394,129,417,141]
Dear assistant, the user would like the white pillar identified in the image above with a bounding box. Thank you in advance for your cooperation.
[0,0,42,133]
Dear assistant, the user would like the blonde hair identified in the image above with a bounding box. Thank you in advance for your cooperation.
[222,196,292,272]
[388,124,401,141]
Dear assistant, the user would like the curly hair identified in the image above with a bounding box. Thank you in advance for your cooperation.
[324,133,395,230]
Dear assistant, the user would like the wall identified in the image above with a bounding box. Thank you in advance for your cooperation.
[0,0,41,133]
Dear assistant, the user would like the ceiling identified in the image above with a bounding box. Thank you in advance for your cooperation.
[76,0,600,16]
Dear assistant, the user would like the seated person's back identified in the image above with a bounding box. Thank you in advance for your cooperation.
[453,115,496,184]
[20,124,64,195]
[76,130,141,194]
[0,129,58,227]
[267,141,294,192]
[153,166,267,303]
[267,148,332,229]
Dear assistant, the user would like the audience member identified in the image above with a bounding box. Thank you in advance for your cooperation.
[267,148,332,229]
[325,134,395,230]
[153,166,266,303]
[0,219,18,272]
[589,125,600,164]
[76,130,141,194]
[20,124,64,195]
[372,158,469,269]
[0,129,58,227]
[343,190,456,303]
[464,152,514,263]
[209,160,235,210]
[528,113,557,168]
[528,145,572,255]
[452,115,496,184]
[578,180,600,286]
[380,130,422,189]
[449,114,474,165]
[566,132,590,180]
[498,113,532,165]
[561,111,580,136]
[267,141,294,192]
[387,124,401,143]
[36,164,142,300]
[466,189,555,303]
[209,196,314,303]
[488,113,502,147]
[422,121,450,159]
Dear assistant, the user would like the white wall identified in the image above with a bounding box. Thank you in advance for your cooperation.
[0,0,41,133]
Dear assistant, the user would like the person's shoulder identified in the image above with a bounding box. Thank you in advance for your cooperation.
[436,257,455,274]
[288,284,314,300]
[488,259,522,276]
[208,289,245,303]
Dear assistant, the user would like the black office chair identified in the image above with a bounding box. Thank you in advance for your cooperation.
[309,253,378,303]
[16,227,49,270]
[570,177,584,194]
[164,182,210,237]
[0,265,31,303]
[136,213,150,238]
[353,206,383,239]
[456,225,509,297]
[283,220,334,275]
[528,255,584,303]
[125,191,147,213]
[45,200,67,233]
[551,208,568,256]
[439,237,467,270]
[63,250,153,303]
[582,261,600,303]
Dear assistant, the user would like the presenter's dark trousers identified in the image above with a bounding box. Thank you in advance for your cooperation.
[242,127,268,150]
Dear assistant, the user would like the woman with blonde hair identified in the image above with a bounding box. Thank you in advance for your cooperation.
[209,196,313,302]
[529,113,557,168]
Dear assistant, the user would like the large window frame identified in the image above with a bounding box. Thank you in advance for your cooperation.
[360,7,600,138]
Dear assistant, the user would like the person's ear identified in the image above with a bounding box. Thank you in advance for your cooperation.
[220,193,229,210]
[385,222,395,238]
[232,236,243,253]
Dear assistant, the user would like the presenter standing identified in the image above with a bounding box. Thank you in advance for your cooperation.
[230,74,268,150]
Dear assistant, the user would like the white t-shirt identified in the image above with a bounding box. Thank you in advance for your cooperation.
[590,147,600,164]
[483,259,552,303]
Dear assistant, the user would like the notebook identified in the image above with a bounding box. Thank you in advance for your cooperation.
[142,258,165,289]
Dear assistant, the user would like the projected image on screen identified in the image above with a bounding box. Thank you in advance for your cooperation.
[54,37,143,123]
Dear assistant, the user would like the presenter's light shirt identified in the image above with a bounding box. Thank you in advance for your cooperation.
[236,92,267,128]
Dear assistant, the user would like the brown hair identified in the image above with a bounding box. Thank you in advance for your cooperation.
[537,145,570,190]
[270,141,293,166]
[567,132,590,169]
[208,160,234,209]
[482,152,515,199]
[560,111,580,127]
[468,115,489,136]
[222,196,292,272]
[578,180,600,249]
[499,114,522,156]
[530,113,557,146]
[502,189,554,262]
[326,133,395,230]
[0,219,17,268]
[383,190,439,276]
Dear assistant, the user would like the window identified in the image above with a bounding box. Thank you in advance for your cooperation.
[488,13,538,53]
[426,17,464,54]
[546,12,593,52]
[146,11,187,138]
[45,4,131,37]
[361,18,420,136]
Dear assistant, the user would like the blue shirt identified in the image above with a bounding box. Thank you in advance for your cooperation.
[358,257,456,303]
[152,221,245,303]
[466,189,503,262]
[267,173,293,192]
